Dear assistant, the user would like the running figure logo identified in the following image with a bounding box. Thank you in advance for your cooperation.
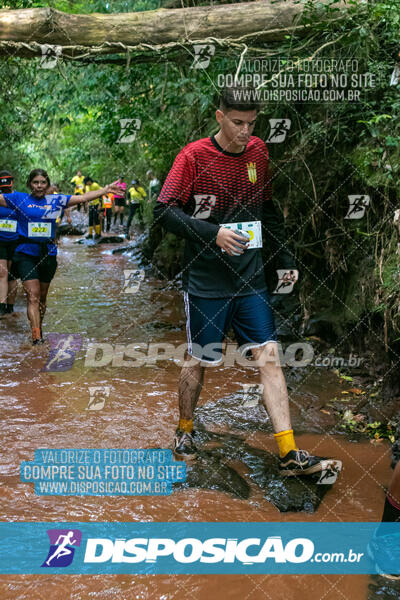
[273,270,297,294]
[40,45,62,69]
[117,118,142,143]
[191,44,215,69]
[123,269,145,293]
[42,334,82,372]
[344,195,370,219]
[193,194,216,219]
[267,119,291,143]
[87,386,110,411]
[240,383,264,408]
[41,529,82,568]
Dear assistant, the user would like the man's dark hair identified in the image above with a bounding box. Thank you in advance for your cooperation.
[0,170,12,178]
[219,86,262,112]
[84,176,93,184]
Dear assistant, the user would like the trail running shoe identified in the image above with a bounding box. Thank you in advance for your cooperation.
[367,530,400,580]
[32,338,44,346]
[279,449,335,477]
[174,429,197,460]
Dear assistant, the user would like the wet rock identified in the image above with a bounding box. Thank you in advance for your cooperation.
[75,236,125,245]
[368,576,400,599]
[175,428,333,512]
[196,393,273,434]
[196,389,332,436]
[57,224,85,236]
[302,317,337,343]
[112,244,138,254]
[97,236,125,244]
[175,452,250,500]
[141,320,182,332]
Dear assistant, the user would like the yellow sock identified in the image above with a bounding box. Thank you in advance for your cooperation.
[178,419,194,433]
[274,429,297,458]
[89,226,93,235]
[95,224,101,235]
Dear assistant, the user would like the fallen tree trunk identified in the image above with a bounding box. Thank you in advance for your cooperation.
[0,1,346,57]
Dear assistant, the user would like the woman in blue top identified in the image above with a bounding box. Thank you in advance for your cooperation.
[0,170,19,318]
[0,168,121,345]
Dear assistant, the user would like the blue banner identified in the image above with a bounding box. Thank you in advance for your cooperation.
[1,522,399,575]
[20,449,186,496]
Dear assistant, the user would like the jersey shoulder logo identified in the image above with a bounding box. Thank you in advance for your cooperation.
[246,162,257,184]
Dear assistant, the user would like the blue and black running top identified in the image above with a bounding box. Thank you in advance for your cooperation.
[3,192,71,256]
[0,203,19,242]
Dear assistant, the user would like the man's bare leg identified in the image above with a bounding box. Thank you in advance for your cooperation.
[251,342,335,476]
[174,356,205,459]
[251,342,291,434]
[178,357,205,421]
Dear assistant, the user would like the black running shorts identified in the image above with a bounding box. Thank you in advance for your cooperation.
[0,240,18,261]
[14,253,58,283]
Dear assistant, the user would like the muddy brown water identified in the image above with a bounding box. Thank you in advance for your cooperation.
[0,237,397,599]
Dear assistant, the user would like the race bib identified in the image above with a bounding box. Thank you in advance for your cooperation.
[220,220,263,249]
[0,219,17,233]
[28,222,52,238]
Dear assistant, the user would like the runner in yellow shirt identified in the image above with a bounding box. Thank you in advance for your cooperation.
[126,179,146,240]
[84,177,102,239]
[70,170,85,213]
[71,171,85,194]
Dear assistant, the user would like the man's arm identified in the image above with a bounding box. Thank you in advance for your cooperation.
[153,149,220,245]
[154,202,220,244]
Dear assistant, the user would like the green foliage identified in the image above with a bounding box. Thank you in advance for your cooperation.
[340,411,396,444]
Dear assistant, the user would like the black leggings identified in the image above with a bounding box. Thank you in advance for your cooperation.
[104,208,112,232]
[89,205,100,227]
[126,204,139,230]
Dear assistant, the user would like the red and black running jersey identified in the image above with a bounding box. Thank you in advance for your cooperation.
[155,135,295,298]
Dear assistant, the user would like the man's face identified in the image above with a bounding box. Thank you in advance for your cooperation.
[77,171,81,177]
[216,109,258,147]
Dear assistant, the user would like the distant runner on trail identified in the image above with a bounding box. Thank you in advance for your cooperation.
[113,176,127,229]
[154,86,341,478]
[84,176,102,239]
[146,170,161,202]
[126,179,146,239]
[70,169,85,212]
[0,168,121,344]
[101,191,114,233]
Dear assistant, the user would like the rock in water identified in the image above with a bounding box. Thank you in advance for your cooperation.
[175,452,250,500]
[368,576,400,599]
[57,224,85,236]
[175,427,332,512]
[97,236,125,244]
[75,236,125,245]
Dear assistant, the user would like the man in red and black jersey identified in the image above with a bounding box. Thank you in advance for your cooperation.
[154,87,341,479]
